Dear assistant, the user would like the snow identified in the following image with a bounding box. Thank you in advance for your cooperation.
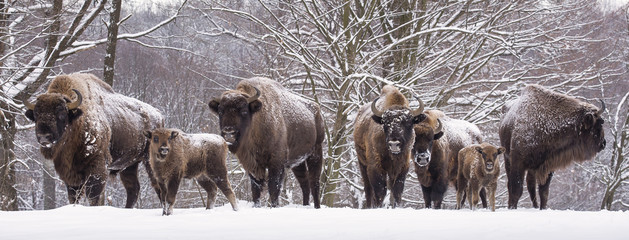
[0,202,627,240]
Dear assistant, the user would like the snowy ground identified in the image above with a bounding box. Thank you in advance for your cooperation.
[1,201,627,240]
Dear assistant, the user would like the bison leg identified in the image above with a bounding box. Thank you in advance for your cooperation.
[488,183,497,212]
[479,188,488,208]
[197,179,218,209]
[389,170,408,208]
[368,168,386,208]
[358,162,373,209]
[249,173,264,208]
[142,157,162,202]
[526,171,538,208]
[538,172,553,210]
[291,161,311,206]
[209,173,239,211]
[306,148,322,209]
[119,162,140,208]
[507,167,525,209]
[84,174,106,206]
[66,185,84,205]
[456,177,467,209]
[420,185,432,208]
[164,176,181,216]
[268,167,285,208]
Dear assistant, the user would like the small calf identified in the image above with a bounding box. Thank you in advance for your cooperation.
[145,128,238,215]
[456,143,505,211]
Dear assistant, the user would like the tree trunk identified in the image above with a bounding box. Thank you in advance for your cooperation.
[0,111,18,211]
[103,0,122,86]
[43,160,57,210]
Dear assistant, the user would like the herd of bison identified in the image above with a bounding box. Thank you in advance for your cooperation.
[22,73,606,215]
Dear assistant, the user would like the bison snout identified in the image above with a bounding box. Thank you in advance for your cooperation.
[415,152,430,167]
[221,128,237,144]
[388,140,402,154]
[486,161,494,170]
[36,133,54,148]
[159,147,169,156]
[599,139,606,152]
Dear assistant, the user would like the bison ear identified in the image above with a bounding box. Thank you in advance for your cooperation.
[249,100,262,114]
[208,99,220,114]
[371,115,383,125]
[25,110,35,122]
[413,113,426,124]
[475,146,483,154]
[433,131,444,140]
[497,147,506,155]
[143,131,152,139]
[170,131,179,139]
[68,109,83,123]
[582,113,595,131]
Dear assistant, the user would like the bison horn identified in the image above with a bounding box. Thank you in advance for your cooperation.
[67,89,83,110]
[411,95,425,117]
[247,87,261,103]
[435,118,443,134]
[371,97,383,118]
[23,98,36,110]
[597,99,605,115]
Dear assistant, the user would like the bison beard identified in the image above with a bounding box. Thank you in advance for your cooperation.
[209,77,324,208]
[499,84,606,209]
[24,73,163,208]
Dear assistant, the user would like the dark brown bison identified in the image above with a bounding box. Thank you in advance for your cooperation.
[24,73,163,208]
[412,110,482,209]
[353,85,425,208]
[456,142,505,211]
[499,84,606,209]
[208,77,324,208]
[144,128,238,215]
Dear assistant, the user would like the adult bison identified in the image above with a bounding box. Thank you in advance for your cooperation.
[412,110,482,209]
[24,73,163,208]
[499,84,606,209]
[354,85,425,208]
[208,77,324,208]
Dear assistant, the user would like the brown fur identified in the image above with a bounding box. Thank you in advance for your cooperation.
[24,73,163,208]
[145,128,238,215]
[209,77,324,208]
[413,110,483,209]
[456,143,505,211]
[354,85,420,208]
[499,84,606,209]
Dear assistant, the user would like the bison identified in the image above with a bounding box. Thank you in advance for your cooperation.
[144,128,238,215]
[412,110,482,209]
[24,73,163,208]
[208,77,324,208]
[353,85,425,208]
[499,84,606,209]
[456,143,505,211]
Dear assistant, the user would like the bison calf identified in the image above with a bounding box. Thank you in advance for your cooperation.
[145,128,238,215]
[456,143,504,211]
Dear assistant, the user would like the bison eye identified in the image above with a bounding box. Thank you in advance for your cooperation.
[241,110,248,116]
[153,136,159,143]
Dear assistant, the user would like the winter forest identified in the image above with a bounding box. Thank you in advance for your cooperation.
[1,0,629,213]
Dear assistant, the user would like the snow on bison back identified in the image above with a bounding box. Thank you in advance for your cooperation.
[499,84,606,209]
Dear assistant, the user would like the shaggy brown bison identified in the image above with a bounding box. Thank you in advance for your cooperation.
[144,128,238,215]
[412,110,482,209]
[208,77,324,208]
[456,143,505,211]
[354,85,425,208]
[499,84,606,209]
[24,73,163,208]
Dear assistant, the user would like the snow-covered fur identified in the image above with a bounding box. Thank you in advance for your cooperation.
[145,128,238,215]
[499,84,606,209]
[353,85,425,208]
[208,77,324,208]
[456,143,505,211]
[24,73,163,208]
[413,110,482,209]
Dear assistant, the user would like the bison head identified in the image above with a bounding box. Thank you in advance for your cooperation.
[412,119,444,167]
[24,89,83,149]
[475,144,505,172]
[371,96,425,155]
[208,87,261,151]
[144,129,179,161]
[581,100,606,152]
